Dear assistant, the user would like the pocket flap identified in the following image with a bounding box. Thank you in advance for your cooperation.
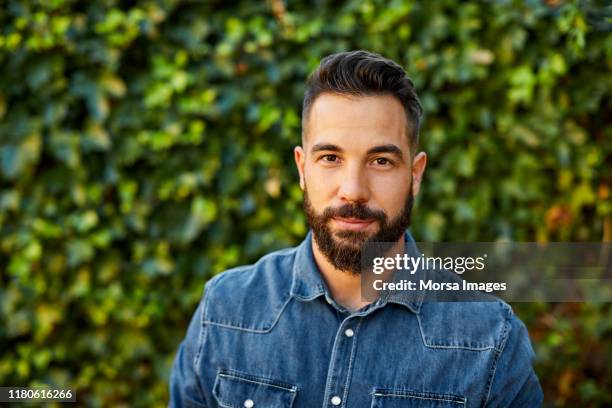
[372,389,466,407]
[213,371,297,408]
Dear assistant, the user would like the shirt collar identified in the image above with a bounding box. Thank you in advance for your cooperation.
[290,230,423,314]
[290,231,328,301]
[382,231,424,314]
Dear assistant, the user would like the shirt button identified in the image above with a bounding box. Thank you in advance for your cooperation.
[243,399,254,408]
[344,328,354,338]
[331,395,342,406]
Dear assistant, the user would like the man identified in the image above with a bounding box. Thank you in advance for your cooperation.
[169,50,543,407]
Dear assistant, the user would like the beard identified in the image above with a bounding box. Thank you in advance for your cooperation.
[303,189,414,275]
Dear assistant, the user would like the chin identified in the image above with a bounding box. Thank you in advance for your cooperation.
[333,228,375,246]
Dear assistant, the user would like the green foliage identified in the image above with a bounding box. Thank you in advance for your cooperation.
[0,0,610,406]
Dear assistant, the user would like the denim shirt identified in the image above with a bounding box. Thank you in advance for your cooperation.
[170,232,543,407]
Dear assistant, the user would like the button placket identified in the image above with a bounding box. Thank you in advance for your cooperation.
[321,317,362,407]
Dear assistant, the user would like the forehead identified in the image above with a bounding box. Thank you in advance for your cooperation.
[305,93,409,150]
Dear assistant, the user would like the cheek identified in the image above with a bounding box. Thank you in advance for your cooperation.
[304,167,338,205]
[371,172,411,213]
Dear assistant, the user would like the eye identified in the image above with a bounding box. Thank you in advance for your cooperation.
[373,157,392,166]
[321,154,339,163]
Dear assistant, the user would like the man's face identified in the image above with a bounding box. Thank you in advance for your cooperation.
[295,93,427,274]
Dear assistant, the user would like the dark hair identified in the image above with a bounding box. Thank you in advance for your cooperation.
[302,50,423,148]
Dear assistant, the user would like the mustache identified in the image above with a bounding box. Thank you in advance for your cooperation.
[321,203,387,223]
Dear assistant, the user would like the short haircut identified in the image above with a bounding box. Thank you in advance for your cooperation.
[302,50,423,149]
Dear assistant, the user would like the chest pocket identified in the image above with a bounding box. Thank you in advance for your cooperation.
[371,389,466,408]
[213,371,298,408]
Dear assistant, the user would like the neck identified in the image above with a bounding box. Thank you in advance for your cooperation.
[311,234,406,311]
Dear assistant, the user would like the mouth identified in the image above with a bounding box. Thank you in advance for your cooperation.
[332,217,376,232]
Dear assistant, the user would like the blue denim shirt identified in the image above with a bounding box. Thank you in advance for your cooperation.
[170,232,543,407]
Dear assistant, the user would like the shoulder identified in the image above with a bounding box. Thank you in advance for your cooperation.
[201,246,298,332]
[206,246,297,300]
[418,299,520,351]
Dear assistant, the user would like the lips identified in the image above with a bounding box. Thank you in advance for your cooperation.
[332,217,376,231]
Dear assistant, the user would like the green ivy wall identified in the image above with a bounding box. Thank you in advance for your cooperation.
[0,0,610,406]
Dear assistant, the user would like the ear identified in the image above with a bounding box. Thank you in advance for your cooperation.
[294,146,306,190]
[411,151,427,197]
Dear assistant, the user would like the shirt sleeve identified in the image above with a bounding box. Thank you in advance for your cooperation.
[169,294,208,408]
[485,312,543,407]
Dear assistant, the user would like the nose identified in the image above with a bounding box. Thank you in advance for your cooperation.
[337,163,370,204]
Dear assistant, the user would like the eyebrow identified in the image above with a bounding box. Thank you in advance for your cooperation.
[311,144,342,154]
[366,144,403,160]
